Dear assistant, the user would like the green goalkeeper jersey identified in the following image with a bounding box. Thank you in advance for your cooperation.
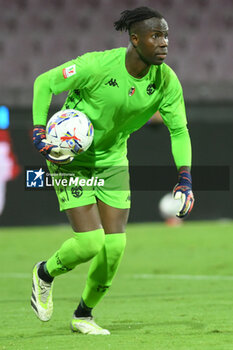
[33,47,190,168]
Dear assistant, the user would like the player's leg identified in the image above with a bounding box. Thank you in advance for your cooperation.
[64,203,126,335]
[31,164,108,322]
[72,200,129,326]
[74,165,131,317]
[45,204,105,276]
[31,203,105,322]
[97,198,130,233]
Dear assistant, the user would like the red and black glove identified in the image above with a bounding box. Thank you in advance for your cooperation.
[33,125,73,164]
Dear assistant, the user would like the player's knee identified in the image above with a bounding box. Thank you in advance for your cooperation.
[73,228,105,262]
[85,229,105,257]
[103,216,129,233]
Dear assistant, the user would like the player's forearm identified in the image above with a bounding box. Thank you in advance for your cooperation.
[169,126,192,171]
[33,72,53,126]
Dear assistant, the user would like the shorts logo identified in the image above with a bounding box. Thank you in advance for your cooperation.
[26,168,45,188]
[62,65,76,79]
[71,186,83,198]
[147,83,156,95]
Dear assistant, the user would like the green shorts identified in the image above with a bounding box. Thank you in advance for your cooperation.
[47,163,131,211]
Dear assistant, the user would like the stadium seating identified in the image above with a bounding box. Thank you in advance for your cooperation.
[1,0,232,103]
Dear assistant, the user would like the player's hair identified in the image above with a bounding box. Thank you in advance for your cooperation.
[114,6,163,33]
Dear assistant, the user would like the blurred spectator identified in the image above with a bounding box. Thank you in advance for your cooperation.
[0,125,20,215]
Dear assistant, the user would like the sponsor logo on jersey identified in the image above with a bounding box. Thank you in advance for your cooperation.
[129,87,136,96]
[105,78,119,87]
[147,83,156,95]
[62,65,76,79]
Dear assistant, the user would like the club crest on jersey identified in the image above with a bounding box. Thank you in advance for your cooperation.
[129,87,135,96]
[147,83,156,95]
[62,65,76,79]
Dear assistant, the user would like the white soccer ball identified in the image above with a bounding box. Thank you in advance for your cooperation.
[46,109,94,158]
[158,192,182,219]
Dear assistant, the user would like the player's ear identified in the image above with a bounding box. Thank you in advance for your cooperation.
[130,33,139,48]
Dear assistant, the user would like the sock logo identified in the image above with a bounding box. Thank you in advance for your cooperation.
[55,253,71,272]
[96,285,109,293]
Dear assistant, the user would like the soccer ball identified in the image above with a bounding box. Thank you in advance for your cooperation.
[158,192,182,219]
[46,109,94,158]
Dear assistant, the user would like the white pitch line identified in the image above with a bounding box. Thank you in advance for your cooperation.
[132,274,233,281]
[1,272,233,282]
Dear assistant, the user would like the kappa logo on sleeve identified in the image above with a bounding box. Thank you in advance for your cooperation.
[62,65,76,79]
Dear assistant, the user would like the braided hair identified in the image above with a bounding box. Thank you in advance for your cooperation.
[114,7,163,33]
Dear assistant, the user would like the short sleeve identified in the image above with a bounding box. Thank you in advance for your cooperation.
[158,65,187,130]
[48,52,99,95]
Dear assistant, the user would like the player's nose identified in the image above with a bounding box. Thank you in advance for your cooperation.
[159,36,168,47]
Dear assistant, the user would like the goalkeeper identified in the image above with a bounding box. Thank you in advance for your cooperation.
[31,6,194,335]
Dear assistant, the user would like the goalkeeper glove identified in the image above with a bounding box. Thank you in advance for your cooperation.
[173,170,194,218]
[33,126,73,164]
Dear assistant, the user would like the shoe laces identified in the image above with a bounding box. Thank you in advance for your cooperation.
[39,279,52,302]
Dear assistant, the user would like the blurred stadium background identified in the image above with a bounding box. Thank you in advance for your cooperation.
[0,0,232,226]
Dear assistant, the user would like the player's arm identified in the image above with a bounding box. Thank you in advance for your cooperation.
[169,126,194,218]
[32,56,94,163]
[33,72,73,163]
[32,72,61,163]
[159,67,194,218]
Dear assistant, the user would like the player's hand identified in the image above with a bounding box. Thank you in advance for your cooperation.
[173,170,194,218]
[33,125,73,164]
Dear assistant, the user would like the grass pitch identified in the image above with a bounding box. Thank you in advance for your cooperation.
[0,221,233,350]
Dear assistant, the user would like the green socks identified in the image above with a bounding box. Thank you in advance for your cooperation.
[46,229,105,277]
[45,230,126,311]
[81,233,126,308]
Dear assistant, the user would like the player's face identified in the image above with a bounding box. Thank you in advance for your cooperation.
[132,17,169,66]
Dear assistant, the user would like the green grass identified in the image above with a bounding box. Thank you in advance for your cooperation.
[0,221,233,350]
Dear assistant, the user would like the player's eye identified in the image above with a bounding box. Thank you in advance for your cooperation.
[152,33,159,39]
